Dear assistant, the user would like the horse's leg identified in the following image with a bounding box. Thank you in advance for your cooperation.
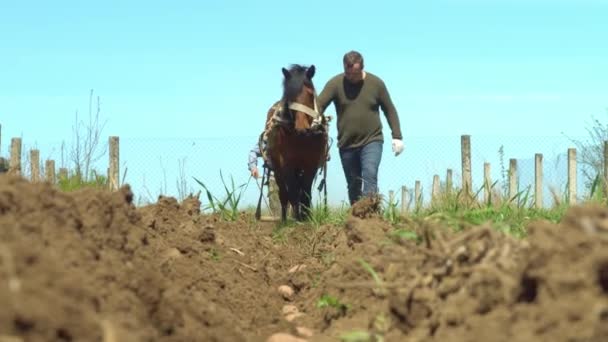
[273,170,289,223]
[295,171,305,222]
[286,169,300,221]
[299,169,316,220]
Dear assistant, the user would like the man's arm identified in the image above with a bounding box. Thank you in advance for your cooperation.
[316,78,336,115]
[248,144,260,172]
[378,79,402,140]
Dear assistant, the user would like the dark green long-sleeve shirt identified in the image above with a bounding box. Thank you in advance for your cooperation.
[316,72,403,149]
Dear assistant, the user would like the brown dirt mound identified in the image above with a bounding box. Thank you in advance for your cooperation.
[293,210,608,341]
[0,175,300,341]
[2,173,608,341]
[350,194,382,219]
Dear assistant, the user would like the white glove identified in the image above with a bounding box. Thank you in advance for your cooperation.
[392,139,404,156]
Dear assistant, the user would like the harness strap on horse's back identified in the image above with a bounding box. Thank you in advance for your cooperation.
[259,102,283,168]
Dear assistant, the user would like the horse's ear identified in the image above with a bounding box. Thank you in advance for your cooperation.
[282,67,291,80]
[306,65,316,79]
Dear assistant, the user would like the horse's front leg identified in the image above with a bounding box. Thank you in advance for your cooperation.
[286,169,301,221]
[273,170,289,223]
[299,169,316,220]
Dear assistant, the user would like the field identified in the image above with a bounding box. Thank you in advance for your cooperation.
[1,173,608,342]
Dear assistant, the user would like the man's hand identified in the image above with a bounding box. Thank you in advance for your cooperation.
[392,139,404,156]
[251,167,259,178]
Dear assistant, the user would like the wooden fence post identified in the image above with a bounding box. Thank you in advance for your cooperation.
[30,149,40,182]
[0,124,4,172]
[446,169,453,195]
[0,124,6,174]
[109,136,120,190]
[461,135,472,196]
[484,162,491,204]
[568,148,576,204]
[401,185,409,215]
[0,123,4,172]
[415,180,421,211]
[535,153,543,209]
[508,158,518,203]
[432,174,440,204]
[604,141,608,196]
[9,138,22,176]
[45,160,56,184]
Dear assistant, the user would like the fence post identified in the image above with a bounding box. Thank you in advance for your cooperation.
[109,136,120,191]
[0,124,4,172]
[604,141,608,196]
[446,168,453,195]
[535,153,543,209]
[415,180,421,211]
[45,160,56,184]
[567,148,576,204]
[484,162,491,204]
[30,149,40,182]
[401,185,409,215]
[9,138,22,176]
[432,174,440,205]
[461,135,472,196]
[508,159,518,203]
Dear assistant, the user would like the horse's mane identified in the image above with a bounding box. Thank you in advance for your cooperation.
[282,64,314,103]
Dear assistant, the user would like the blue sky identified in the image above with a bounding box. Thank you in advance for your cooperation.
[1,0,607,208]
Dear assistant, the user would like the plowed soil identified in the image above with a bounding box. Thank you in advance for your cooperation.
[1,174,608,342]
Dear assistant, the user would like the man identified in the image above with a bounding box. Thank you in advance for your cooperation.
[317,50,404,205]
[248,141,279,216]
[248,142,264,179]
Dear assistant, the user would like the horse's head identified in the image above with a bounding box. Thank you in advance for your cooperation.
[281,64,319,132]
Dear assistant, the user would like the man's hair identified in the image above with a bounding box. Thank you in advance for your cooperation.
[343,50,364,69]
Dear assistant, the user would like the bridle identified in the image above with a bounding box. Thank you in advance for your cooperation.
[278,87,325,129]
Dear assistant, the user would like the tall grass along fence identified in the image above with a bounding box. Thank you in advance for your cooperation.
[0,124,121,191]
[397,135,608,214]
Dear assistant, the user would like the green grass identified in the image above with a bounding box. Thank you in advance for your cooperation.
[57,170,108,192]
[378,177,608,239]
[317,294,349,312]
[307,196,349,227]
[193,170,250,221]
[418,205,565,238]
[196,170,608,241]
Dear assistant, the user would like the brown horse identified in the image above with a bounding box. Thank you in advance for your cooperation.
[259,64,329,222]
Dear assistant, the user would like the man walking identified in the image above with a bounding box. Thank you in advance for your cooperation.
[317,50,404,205]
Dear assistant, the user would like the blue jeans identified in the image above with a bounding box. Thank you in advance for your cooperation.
[339,140,383,205]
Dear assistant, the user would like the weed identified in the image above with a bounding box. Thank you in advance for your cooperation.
[317,294,349,312]
[193,170,249,221]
